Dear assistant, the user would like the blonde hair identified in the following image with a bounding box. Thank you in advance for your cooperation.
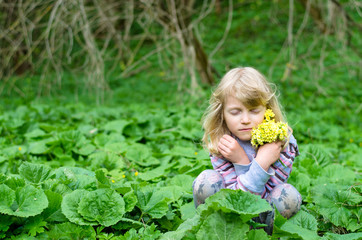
[202,67,286,155]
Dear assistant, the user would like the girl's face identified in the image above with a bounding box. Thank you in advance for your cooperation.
[223,95,266,141]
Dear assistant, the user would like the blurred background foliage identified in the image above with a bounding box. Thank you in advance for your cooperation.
[0,0,361,147]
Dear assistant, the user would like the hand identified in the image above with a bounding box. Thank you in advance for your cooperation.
[217,135,250,164]
[255,141,283,171]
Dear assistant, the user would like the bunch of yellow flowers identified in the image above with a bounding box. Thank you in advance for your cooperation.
[251,109,288,148]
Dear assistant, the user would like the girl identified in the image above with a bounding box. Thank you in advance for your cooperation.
[193,67,302,234]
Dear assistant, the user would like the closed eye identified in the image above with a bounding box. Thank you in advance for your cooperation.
[229,110,240,115]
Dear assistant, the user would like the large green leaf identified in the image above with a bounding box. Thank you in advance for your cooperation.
[123,190,138,213]
[53,167,97,190]
[0,184,48,217]
[203,189,273,222]
[315,164,356,185]
[196,211,249,240]
[311,184,362,230]
[103,119,130,134]
[89,151,125,171]
[135,186,172,219]
[61,189,98,226]
[28,139,50,154]
[280,211,319,240]
[125,143,160,167]
[42,190,67,222]
[78,188,125,226]
[72,143,96,156]
[0,184,15,209]
[19,162,53,184]
[167,174,194,193]
[4,176,25,190]
[138,165,168,181]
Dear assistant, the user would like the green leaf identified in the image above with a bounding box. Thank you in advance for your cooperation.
[177,117,202,140]
[78,188,125,226]
[113,217,143,231]
[323,232,362,240]
[95,169,111,188]
[125,143,160,167]
[24,216,47,237]
[167,174,194,193]
[247,229,269,240]
[89,151,125,171]
[103,120,130,133]
[180,202,196,220]
[54,167,97,190]
[137,223,162,240]
[123,191,138,213]
[196,211,249,240]
[288,169,311,198]
[61,189,98,226]
[0,184,48,217]
[138,165,167,181]
[28,140,50,154]
[19,162,53,184]
[0,184,15,211]
[299,144,332,167]
[72,143,96,156]
[316,164,356,185]
[24,128,47,139]
[135,186,170,219]
[311,184,361,229]
[5,176,26,190]
[42,190,67,222]
[47,222,96,239]
[280,211,319,240]
[203,189,273,222]
[160,215,201,240]
[171,146,197,158]
[0,214,12,232]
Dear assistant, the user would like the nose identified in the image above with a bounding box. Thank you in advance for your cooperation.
[240,113,250,124]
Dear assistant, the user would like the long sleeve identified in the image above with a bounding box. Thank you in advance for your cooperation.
[261,134,299,198]
[210,134,300,198]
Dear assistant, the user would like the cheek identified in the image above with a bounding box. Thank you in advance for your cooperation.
[224,115,238,128]
[253,115,265,125]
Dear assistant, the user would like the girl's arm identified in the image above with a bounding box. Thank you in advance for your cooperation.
[211,135,299,194]
[270,134,299,182]
[238,135,299,195]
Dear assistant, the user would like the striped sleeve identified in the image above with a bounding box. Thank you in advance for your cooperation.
[210,155,247,191]
[261,134,300,198]
[210,155,271,195]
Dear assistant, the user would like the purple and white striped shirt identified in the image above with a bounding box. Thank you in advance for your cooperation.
[210,135,299,199]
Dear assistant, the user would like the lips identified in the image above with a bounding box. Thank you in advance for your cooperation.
[239,128,252,132]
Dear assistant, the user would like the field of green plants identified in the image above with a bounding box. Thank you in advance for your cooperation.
[0,1,361,239]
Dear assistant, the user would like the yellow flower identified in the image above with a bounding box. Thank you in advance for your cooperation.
[122,174,126,178]
[264,109,275,122]
[111,179,115,183]
[18,147,22,151]
[349,138,354,143]
[194,152,198,155]
[134,171,139,177]
[251,109,288,148]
